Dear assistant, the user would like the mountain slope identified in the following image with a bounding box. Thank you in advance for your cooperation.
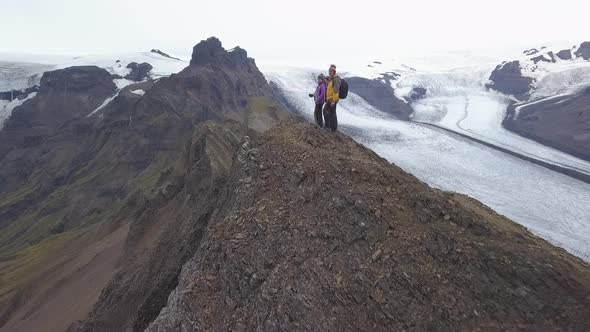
[147,122,590,331]
[504,86,590,162]
[0,37,289,332]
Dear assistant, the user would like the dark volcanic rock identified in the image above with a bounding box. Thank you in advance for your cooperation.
[150,49,181,60]
[125,62,153,81]
[487,61,533,99]
[574,41,590,60]
[524,48,539,56]
[345,76,413,120]
[556,49,573,60]
[503,87,590,162]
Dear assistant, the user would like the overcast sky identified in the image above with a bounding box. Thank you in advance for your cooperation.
[2,0,588,61]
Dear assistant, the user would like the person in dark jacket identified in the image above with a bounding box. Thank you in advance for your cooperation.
[309,74,327,127]
[323,64,341,132]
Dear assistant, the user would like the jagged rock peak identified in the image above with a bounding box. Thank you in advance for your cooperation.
[189,37,254,71]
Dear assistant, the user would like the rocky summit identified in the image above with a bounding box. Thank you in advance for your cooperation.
[0,37,589,332]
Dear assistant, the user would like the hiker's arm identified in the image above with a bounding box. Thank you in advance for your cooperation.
[331,78,341,104]
[333,78,341,96]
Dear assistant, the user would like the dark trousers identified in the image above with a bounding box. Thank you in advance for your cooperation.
[323,102,338,131]
[314,103,324,127]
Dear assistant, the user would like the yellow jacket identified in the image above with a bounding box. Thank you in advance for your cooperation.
[326,76,341,103]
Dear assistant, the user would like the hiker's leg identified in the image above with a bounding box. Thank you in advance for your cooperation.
[314,103,323,127]
[323,103,331,129]
[331,103,338,131]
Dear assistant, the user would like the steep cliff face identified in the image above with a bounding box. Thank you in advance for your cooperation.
[147,123,590,331]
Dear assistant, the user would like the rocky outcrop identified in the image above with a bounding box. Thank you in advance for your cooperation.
[524,48,539,56]
[345,76,413,120]
[556,49,573,60]
[150,49,181,60]
[125,62,153,81]
[146,123,590,331]
[531,51,556,64]
[0,85,39,101]
[409,86,427,101]
[503,87,590,162]
[574,41,590,60]
[487,61,533,99]
[189,37,255,73]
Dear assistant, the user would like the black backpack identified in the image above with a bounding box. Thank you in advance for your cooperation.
[339,78,349,99]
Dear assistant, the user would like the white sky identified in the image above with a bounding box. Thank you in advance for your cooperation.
[1,0,589,62]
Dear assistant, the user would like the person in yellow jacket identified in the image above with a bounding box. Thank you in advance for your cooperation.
[323,64,342,132]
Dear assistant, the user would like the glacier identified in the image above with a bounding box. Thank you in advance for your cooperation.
[263,64,590,261]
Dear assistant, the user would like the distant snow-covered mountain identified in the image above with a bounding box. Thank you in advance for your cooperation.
[485,42,590,162]
[0,49,188,129]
